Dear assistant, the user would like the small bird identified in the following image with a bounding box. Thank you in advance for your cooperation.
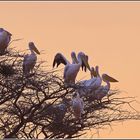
[23,42,40,75]
[71,92,84,120]
[0,28,12,55]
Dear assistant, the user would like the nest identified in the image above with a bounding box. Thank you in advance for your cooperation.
[0,64,15,77]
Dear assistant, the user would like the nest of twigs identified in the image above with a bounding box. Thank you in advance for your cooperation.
[0,63,15,77]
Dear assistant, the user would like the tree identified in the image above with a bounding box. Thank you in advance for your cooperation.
[0,49,140,139]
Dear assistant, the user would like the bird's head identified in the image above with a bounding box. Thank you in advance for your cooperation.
[29,42,40,55]
[78,52,91,71]
[71,51,78,64]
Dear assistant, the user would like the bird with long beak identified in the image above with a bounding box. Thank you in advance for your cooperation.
[0,28,12,55]
[79,66,102,96]
[91,73,118,103]
[71,92,84,120]
[53,51,91,84]
[23,42,40,75]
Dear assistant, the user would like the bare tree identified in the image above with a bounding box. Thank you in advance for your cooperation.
[0,50,140,139]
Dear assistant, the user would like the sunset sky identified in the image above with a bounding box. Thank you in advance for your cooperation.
[0,1,140,138]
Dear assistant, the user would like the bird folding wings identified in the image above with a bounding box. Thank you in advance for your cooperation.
[81,55,89,72]
[53,53,67,68]
[90,67,98,78]
[79,52,91,72]
[102,74,118,82]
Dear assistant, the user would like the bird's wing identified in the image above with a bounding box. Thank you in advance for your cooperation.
[23,54,37,74]
[90,67,98,78]
[53,53,68,68]
[0,31,8,42]
[81,55,88,72]
[102,74,118,82]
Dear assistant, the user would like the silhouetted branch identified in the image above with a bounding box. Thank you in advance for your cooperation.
[0,50,140,139]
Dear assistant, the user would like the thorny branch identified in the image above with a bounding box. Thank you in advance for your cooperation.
[0,50,140,139]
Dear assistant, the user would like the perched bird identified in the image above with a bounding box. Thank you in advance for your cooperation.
[71,92,84,120]
[81,54,89,72]
[91,73,118,102]
[90,66,98,78]
[79,66,102,96]
[53,98,71,123]
[0,28,12,55]
[53,51,90,84]
[23,42,40,75]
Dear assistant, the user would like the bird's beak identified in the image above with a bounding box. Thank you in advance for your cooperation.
[103,74,119,82]
[81,55,91,71]
[33,46,40,55]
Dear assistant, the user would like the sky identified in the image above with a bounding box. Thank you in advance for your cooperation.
[0,1,140,138]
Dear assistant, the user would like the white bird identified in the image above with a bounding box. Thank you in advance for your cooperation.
[23,42,40,75]
[54,98,71,122]
[71,92,84,120]
[53,51,90,84]
[0,28,12,55]
[79,66,102,96]
[91,73,118,102]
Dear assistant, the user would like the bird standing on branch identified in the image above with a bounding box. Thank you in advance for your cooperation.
[23,42,40,75]
[53,51,91,85]
[71,92,84,121]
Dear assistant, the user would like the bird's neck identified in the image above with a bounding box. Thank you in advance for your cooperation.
[63,55,70,64]
[72,58,76,64]
[105,80,110,90]
[30,49,35,54]
[77,55,82,65]
[96,68,100,78]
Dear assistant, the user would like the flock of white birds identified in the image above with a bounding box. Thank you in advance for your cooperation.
[0,28,118,122]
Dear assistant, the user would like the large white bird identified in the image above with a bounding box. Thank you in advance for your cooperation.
[79,65,102,95]
[0,28,12,55]
[91,73,118,102]
[23,42,40,75]
[71,92,84,120]
[53,52,90,84]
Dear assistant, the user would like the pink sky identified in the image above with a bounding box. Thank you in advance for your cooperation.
[0,2,140,138]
